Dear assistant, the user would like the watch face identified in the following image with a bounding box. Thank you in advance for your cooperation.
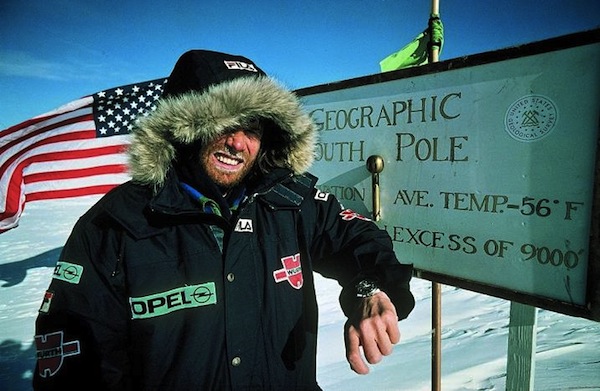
[356,280,380,298]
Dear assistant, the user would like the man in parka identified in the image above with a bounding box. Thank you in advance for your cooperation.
[33,50,415,390]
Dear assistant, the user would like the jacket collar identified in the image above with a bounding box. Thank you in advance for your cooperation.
[104,169,317,239]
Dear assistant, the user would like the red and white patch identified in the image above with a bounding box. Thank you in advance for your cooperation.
[273,253,303,289]
[38,291,54,314]
[35,331,81,378]
[339,209,371,222]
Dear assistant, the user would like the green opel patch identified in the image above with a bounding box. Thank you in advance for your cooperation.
[129,282,217,320]
[53,261,84,284]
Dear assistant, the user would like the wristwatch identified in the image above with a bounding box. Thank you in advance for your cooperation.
[355,279,381,298]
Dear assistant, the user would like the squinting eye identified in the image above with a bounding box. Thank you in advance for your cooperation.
[246,126,264,139]
[245,118,263,131]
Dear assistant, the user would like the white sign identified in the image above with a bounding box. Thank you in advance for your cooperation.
[300,34,600,317]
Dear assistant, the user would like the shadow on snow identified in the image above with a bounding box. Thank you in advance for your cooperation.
[0,247,61,287]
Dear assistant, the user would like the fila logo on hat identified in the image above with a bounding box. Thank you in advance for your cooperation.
[224,60,258,72]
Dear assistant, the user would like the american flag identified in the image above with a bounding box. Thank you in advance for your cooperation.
[0,78,167,232]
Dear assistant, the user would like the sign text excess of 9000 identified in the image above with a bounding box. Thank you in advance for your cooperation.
[386,225,581,271]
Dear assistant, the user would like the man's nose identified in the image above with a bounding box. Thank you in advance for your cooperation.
[226,130,246,151]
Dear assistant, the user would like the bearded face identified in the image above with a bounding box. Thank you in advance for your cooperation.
[199,125,263,188]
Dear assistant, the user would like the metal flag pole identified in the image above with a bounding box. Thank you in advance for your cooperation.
[429,1,442,390]
[430,0,441,62]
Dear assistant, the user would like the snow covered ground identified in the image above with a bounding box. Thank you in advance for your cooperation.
[1,196,599,390]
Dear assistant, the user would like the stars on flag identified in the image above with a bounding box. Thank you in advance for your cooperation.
[94,79,168,136]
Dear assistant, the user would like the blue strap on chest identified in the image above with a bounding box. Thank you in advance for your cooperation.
[180,182,244,217]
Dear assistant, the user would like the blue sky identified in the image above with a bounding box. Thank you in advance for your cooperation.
[1,0,599,128]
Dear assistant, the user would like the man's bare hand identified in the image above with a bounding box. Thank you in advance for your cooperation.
[344,291,400,374]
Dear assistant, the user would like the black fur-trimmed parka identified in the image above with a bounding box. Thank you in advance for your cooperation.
[33,50,414,391]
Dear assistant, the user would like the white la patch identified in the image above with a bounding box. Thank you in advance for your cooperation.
[314,191,330,202]
[234,218,253,232]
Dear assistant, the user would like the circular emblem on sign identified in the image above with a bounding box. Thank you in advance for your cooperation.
[504,95,558,142]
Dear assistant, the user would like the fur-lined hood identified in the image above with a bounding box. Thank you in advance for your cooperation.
[127,53,316,189]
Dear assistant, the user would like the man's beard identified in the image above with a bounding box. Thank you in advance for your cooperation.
[200,145,259,189]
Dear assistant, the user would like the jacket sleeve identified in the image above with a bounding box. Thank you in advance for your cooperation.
[33,214,132,391]
[303,189,415,320]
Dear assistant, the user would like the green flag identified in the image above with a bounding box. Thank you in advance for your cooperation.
[379,14,443,72]
[379,30,430,71]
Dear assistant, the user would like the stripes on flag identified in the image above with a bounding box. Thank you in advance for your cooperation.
[0,78,167,232]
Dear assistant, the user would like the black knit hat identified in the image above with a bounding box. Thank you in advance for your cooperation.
[161,50,267,98]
